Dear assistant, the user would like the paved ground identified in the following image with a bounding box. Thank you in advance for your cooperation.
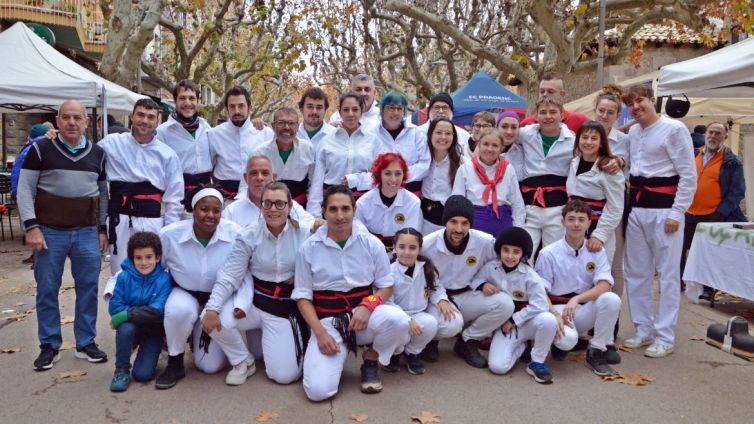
[1,228,754,424]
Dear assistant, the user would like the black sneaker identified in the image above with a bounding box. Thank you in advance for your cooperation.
[33,344,60,371]
[155,354,185,390]
[405,353,425,375]
[586,348,615,376]
[420,340,439,362]
[551,345,568,361]
[453,337,487,368]
[382,354,400,372]
[573,338,590,351]
[605,345,622,364]
[360,360,382,394]
[74,343,108,363]
[526,361,554,384]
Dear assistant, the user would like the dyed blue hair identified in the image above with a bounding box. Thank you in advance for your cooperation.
[379,90,409,118]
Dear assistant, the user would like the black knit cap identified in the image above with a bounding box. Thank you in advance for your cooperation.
[429,92,454,113]
[442,195,474,226]
[494,227,533,260]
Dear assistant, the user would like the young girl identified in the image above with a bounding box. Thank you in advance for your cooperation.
[452,129,525,237]
[496,111,521,154]
[420,117,464,235]
[355,153,422,251]
[385,228,462,374]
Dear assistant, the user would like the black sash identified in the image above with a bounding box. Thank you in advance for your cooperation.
[108,181,163,254]
[421,198,444,226]
[520,174,568,207]
[252,277,309,365]
[628,175,679,209]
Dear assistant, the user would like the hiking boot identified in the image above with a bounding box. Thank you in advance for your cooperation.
[33,344,60,371]
[526,361,554,384]
[225,357,256,386]
[360,360,382,394]
[74,343,108,363]
[405,353,425,375]
[551,345,568,361]
[155,354,185,390]
[382,354,401,372]
[420,340,439,362]
[453,337,487,368]
[110,369,130,392]
[586,348,615,376]
[605,345,622,364]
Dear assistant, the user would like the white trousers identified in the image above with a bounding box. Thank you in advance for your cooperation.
[552,292,622,352]
[488,312,557,374]
[624,208,683,347]
[426,303,464,340]
[404,312,439,355]
[164,288,229,374]
[611,224,625,297]
[109,214,163,275]
[452,291,514,341]
[302,304,409,402]
[206,299,302,384]
[523,205,565,259]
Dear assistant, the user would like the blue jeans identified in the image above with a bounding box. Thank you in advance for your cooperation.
[34,225,101,350]
[115,322,163,381]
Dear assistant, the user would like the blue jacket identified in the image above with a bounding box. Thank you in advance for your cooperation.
[10,136,45,197]
[108,258,173,321]
[716,147,746,222]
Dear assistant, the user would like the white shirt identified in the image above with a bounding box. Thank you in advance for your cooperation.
[506,123,575,180]
[373,124,431,183]
[422,229,496,291]
[471,261,550,326]
[452,159,526,227]
[222,194,315,229]
[416,121,472,156]
[297,122,337,148]
[209,119,274,181]
[627,116,698,222]
[244,138,314,195]
[156,115,212,175]
[608,128,630,167]
[421,154,464,203]
[566,156,625,243]
[98,132,184,225]
[355,188,423,237]
[535,238,614,296]
[308,126,381,217]
[205,219,312,312]
[387,260,448,315]
[292,221,393,300]
[329,101,381,130]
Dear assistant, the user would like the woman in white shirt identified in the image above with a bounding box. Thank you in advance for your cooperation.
[453,129,525,237]
[308,93,381,217]
[420,117,464,235]
[355,153,422,251]
[496,111,521,155]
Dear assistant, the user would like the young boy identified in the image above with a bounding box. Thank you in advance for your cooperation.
[535,200,622,376]
[108,232,172,392]
[473,227,558,384]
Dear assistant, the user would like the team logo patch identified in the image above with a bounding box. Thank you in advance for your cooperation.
[424,288,430,300]
[586,261,596,272]
[466,256,477,266]
[512,289,526,301]
[394,213,406,224]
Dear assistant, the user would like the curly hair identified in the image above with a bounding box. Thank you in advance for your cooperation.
[127,232,162,261]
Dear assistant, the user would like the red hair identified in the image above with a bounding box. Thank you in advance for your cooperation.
[371,152,409,188]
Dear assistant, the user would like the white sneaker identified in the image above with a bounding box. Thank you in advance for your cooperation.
[644,343,674,358]
[622,335,654,349]
[225,357,256,386]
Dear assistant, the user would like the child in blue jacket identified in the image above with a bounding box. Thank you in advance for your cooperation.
[109,232,172,392]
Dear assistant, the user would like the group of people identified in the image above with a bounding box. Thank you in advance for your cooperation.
[16,71,746,401]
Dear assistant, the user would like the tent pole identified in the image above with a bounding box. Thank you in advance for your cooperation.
[91,107,98,143]
[1,113,6,168]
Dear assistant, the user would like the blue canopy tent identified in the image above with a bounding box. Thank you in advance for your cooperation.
[412,71,528,127]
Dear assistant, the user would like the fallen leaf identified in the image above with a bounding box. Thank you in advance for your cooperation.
[411,411,440,424]
[1,347,21,353]
[255,410,280,422]
[570,352,586,362]
[685,319,707,327]
[350,412,369,422]
[59,285,74,293]
[60,316,75,325]
[602,372,655,386]
[689,336,705,341]
[58,370,87,379]
[618,344,633,352]
[13,302,26,307]
[736,309,754,319]
[59,341,76,351]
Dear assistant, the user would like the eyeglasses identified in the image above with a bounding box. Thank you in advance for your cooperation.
[262,199,289,210]
[472,123,493,129]
[431,104,451,112]
[384,105,404,113]
[273,121,297,127]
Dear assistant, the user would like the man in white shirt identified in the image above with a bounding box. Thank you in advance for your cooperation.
[329,74,381,130]
[416,92,472,153]
[620,84,697,359]
[297,87,336,147]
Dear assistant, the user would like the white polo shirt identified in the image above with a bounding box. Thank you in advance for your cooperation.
[388,260,448,315]
[506,123,575,180]
[156,116,213,175]
[355,188,423,237]
[535,238,614,296]
[422,229,496,291]
[452,159,526,227]
[209,119,274,181]
[471,261,550,326]
[566,156,625,243]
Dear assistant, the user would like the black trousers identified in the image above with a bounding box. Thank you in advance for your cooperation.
[681,211,724,288]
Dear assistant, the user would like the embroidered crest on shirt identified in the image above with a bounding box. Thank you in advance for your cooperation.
[466,256,477,266]
[512,289,526,300]
[394,213,406,224]
[424,287,430,300]
[586,261,596,272]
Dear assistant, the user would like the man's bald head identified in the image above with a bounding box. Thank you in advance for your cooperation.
[56,100,89,144]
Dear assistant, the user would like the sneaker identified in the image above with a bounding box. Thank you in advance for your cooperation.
[360,360,382,394]
[605,345,622,364]
[586,348,615,376]
[573,338,590,351]
[453,337,487,368]
[551,345,568,361]
[74,343,108,363]
[644,343,674,358]
[526,361,554,384]
[420,340,439,362]
[405,353,425,375]
[225,357,256,386]
[110,369,130,392]
[382,354,401,372]
[155,354,185,390]
[21,254,34,264]
[33,344,60,371]
[622,335,654,349]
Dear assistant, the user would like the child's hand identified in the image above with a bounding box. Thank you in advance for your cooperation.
[408,319,423,336]
[501,320,514,335]
[201,310,222,334]
[437,300,457,321]
[481,282,500,296]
